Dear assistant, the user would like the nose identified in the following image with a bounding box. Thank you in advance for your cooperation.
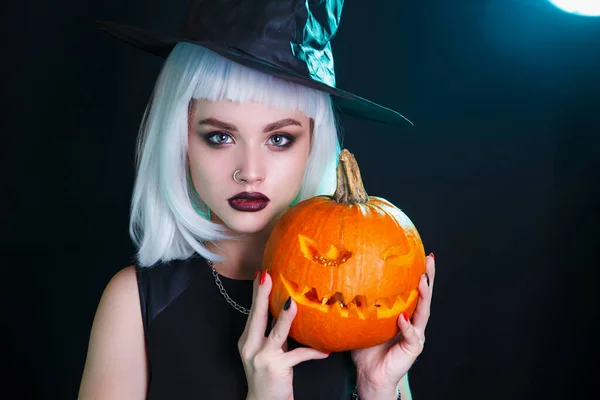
[233,148,265,185]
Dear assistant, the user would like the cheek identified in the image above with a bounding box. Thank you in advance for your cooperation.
[187,151,225,201]
[286,157,308,179]
[272,145,310,187]
[270,158,308,199]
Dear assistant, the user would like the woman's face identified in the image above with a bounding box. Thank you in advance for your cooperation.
[188,99,312,234]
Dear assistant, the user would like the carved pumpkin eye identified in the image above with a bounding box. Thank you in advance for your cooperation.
[381,242,416,268]
[298,234,352,267]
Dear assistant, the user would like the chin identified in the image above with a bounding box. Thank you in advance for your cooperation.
[220,210,278,234]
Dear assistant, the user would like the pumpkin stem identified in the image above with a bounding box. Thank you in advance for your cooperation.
[333,149,369,204]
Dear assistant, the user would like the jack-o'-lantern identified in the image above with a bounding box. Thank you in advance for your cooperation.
[263,149,426,353]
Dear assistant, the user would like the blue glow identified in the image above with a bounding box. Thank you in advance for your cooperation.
[548,0,600,16]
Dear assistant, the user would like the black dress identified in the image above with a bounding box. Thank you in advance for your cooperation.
[135,254,358,399]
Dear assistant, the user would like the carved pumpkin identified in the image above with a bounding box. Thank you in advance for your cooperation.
[263,149,426,353]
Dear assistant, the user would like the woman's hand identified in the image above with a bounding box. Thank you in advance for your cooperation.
[239,270,330,400]
[351,253,436,399]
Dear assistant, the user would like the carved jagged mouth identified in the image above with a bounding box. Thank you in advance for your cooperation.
[280,275,418,319]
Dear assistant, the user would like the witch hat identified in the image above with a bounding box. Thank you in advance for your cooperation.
[96,0,413,127]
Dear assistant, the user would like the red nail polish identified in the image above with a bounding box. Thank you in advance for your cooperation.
[402,312,409,322]
[260,270,267,285]
[254,269,260,280]
[429,252,435,260]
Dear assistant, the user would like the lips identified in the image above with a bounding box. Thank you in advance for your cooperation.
[227,192,270,212]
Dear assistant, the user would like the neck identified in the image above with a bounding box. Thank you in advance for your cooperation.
[205,215,280,280]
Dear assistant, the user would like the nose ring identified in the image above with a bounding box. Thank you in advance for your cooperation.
[233,169,244,184]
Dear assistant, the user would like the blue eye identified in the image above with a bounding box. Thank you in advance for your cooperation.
[204,132,233,146]
[269,134,294,148]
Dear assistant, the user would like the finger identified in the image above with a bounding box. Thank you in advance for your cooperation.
[270,317,289,352]
[392,312,425,358]
[426,253,436,292]
[242,270,272,349]
[410,270,432,331]
[265,296,297,352]
[282,346,330,368]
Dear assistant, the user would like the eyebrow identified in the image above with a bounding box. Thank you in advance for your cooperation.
[198,118,238,131]
[198,118,303,133]
[263,118,303,132]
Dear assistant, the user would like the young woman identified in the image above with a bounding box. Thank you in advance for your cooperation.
[79,2,435,399]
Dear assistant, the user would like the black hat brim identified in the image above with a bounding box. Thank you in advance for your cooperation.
[95,21,413,127]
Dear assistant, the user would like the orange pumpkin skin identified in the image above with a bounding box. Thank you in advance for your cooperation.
[262,151,426,353]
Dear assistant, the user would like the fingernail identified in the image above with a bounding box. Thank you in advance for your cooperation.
[423,272,430,287]
[254,269,260,280]
[402,312,409,322]
[283,296,292,310]
[429,252,435,260]
[260,270,267,285]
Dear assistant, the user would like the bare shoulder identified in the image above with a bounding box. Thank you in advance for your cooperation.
[102,265,139,301]
[89,266,141,333]
[78,265,148,400]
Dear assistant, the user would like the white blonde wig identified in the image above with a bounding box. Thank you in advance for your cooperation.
[129,42,342,267]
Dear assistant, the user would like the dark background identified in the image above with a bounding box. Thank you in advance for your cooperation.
[2,0,599,398]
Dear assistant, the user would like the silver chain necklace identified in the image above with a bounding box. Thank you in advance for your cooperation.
[205,259,250,315]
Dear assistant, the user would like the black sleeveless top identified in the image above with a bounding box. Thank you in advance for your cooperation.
[135,254,358,399]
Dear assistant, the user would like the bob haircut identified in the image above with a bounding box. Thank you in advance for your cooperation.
[129,42,342,267]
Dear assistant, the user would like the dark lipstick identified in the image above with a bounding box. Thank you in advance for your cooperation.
[227,192,270,212]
